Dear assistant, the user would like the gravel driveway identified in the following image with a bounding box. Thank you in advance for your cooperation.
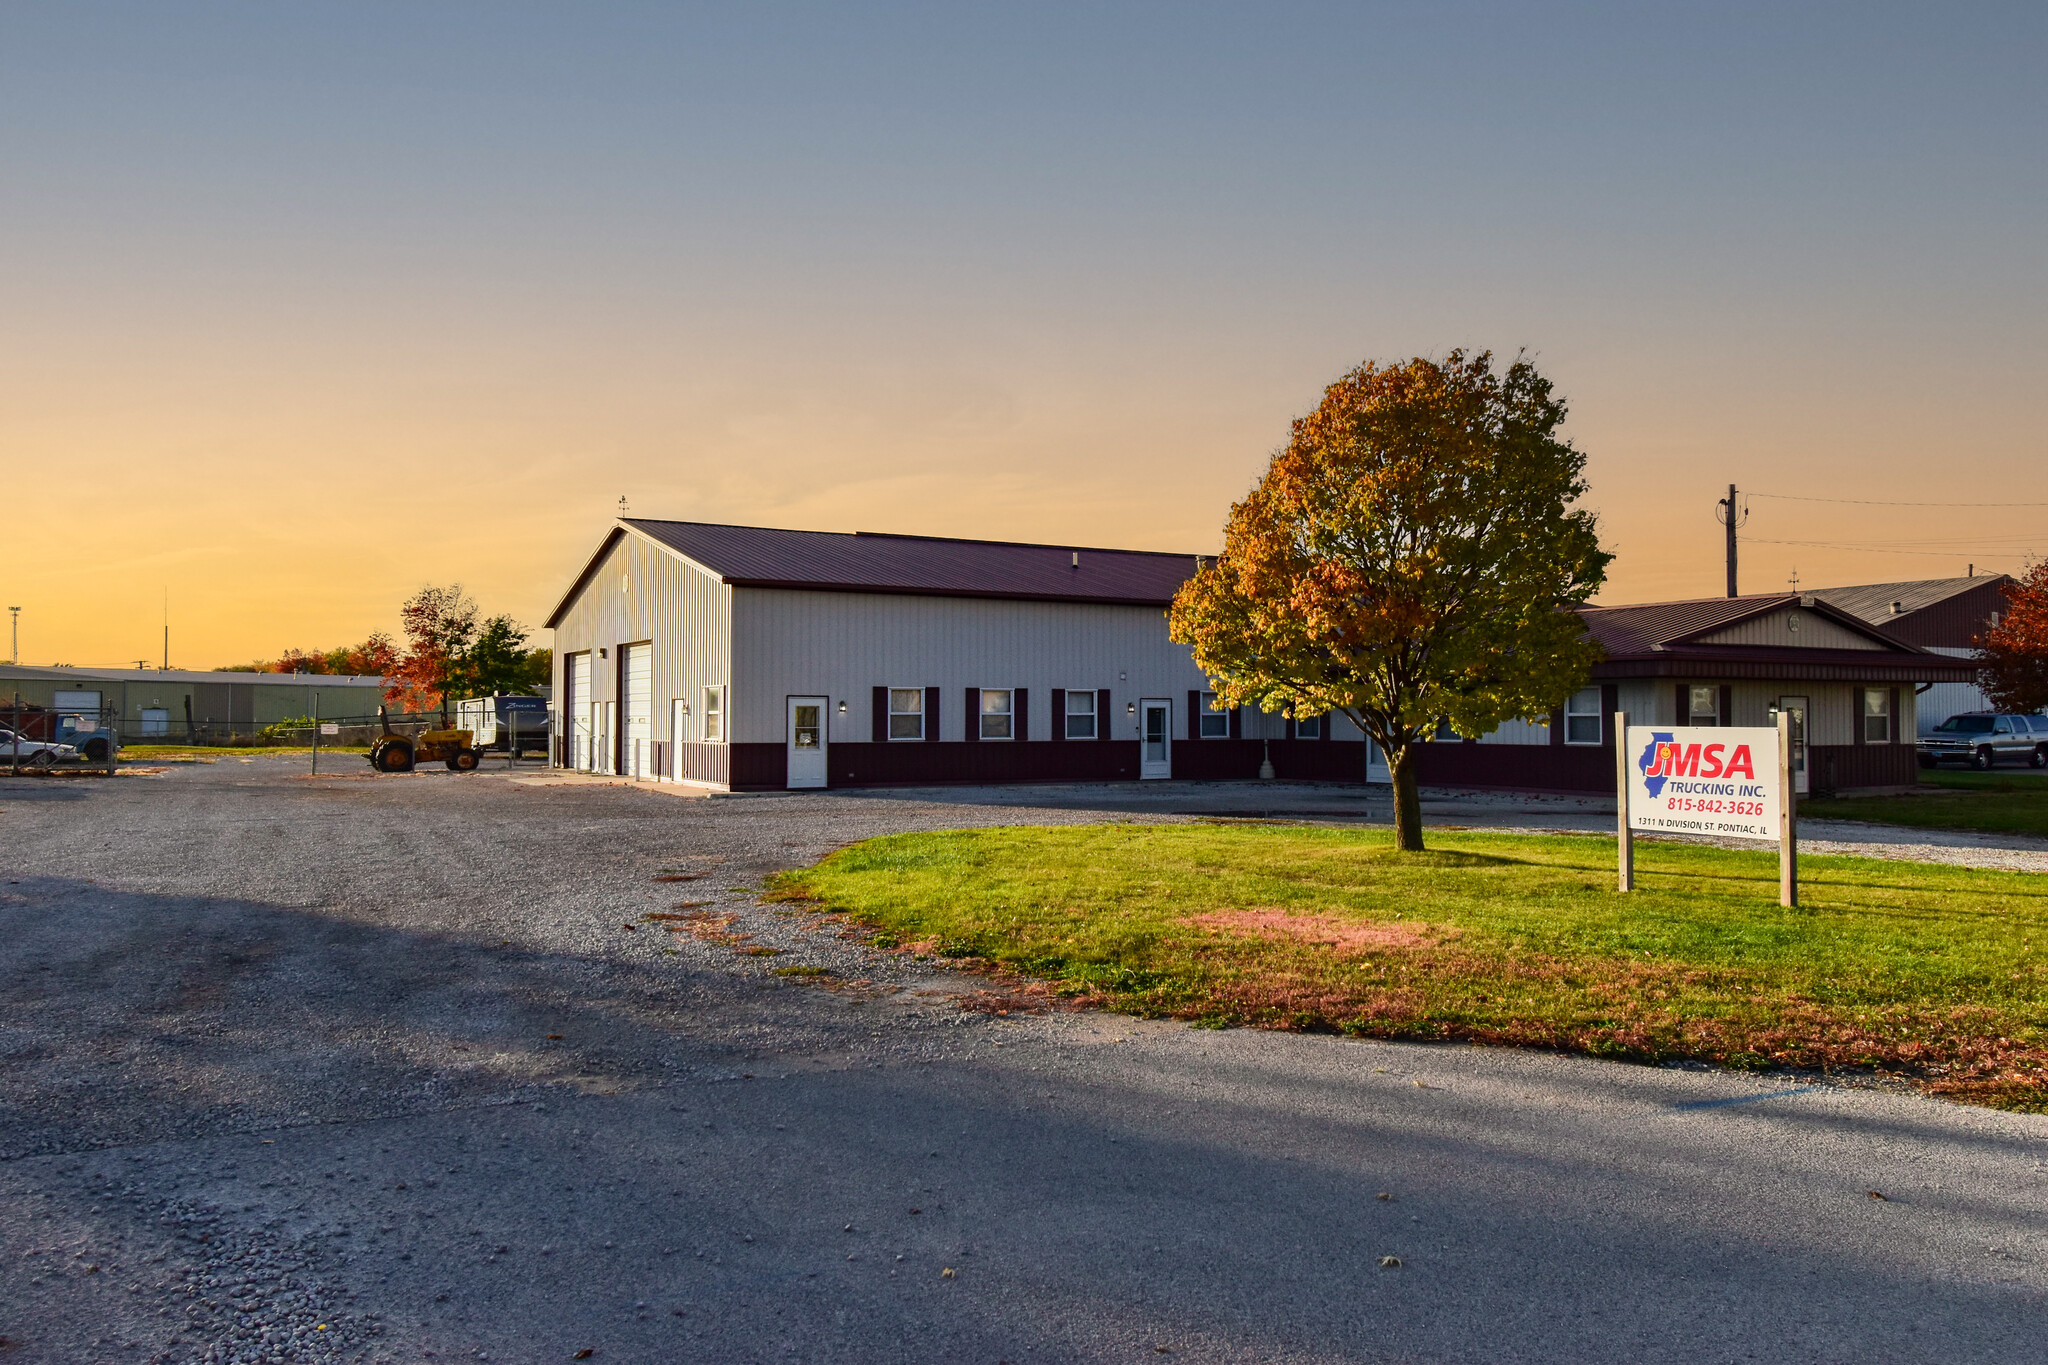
[2,758,2043,1364]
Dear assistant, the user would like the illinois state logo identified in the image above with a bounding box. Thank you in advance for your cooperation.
[1637,732,1755,798]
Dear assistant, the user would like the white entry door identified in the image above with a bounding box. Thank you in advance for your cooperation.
[1140,698,1172,779]
[1778,695,1810,795]
[787,695,828,789]
[672,698,689,781]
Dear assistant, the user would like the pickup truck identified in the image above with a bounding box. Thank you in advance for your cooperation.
[1917,712,2048,770]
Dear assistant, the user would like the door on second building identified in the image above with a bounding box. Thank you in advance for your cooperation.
[1140,698,1171,779]
[1778,695,1810,795]
[787,696,828,789]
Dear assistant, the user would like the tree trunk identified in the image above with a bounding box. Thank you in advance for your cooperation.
[1388,743,1425,851]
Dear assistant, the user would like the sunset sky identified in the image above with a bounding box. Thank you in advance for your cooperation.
[4,3,2043,669]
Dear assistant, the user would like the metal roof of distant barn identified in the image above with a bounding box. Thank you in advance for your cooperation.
[1578,592,1918,656]
[1810,574,2013,623]
[547,520,1204,625]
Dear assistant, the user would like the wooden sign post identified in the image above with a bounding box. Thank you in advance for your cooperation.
[1778,708,1798,908]
[1614,710,1634,892]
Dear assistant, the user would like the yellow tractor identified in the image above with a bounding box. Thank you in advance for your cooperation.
[368,708,483,773]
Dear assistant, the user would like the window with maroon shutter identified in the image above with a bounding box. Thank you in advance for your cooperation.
[976,688,1015,740]
[1049,688,1066,741]
[887,688,924,740]
[1188,691,1203,741]
[963,688,981,742]
[1015,688,1029,742]
[872,686,888,743]
[1096,688,1112,741]
[925,686,941,742]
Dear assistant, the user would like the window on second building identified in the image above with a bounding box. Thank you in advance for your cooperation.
[1688,685,1719,726]
[1065,689,1097,739]
[702,686,724,742]
[1564,687,1602,745]
[889,688,924,740]
[979,688,1013,739]
[1295,715,1322,739]
[1199,691,1229,739]
[1863,689,1892,744]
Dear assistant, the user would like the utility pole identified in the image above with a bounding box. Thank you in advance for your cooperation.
[8,607,17,665]
[1715,484,1744,597]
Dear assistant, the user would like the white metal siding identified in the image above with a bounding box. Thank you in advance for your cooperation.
[1695,610,1883,650]
[729,589,1210,745]
[549,527,734,775]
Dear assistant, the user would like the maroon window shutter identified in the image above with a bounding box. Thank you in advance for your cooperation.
[1888,685,1900,744]
[925,686,942,741]
[872,686,888,742]
[1600,684,1619,747]
[1550,706,1565,746]
[1097,688,1111,741]
[964,688,980,742]
[1675,684,1688,725]
[1718,685,1733,727]
[1854,688,1866,746]
[1321,715,1334,742]
[1188,691,1202,741]
[1015,688,1029,742]
[1049,688,1065,741]
[1229,706,1241,739]
[1285,717,1296,740]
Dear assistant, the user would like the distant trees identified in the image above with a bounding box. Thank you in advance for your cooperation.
[225,584,549,717]
[1980,560,2048,714]
[1169,350,1611,851]
[385,586,547,718]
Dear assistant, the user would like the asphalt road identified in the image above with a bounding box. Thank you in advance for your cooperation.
[2,757,2043,1364]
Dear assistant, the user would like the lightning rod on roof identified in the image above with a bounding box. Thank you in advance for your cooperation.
[618,495,630,517]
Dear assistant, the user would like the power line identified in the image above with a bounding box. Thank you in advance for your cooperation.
[1748,491,2048,508]
[1745,536,2030,559]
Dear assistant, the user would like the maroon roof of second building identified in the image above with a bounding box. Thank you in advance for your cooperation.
[1580,591,1927,656]
[619,519,1203,607]
[1576,591,1980,681]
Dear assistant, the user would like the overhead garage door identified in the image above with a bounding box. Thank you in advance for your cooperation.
[621,642,652,778]
[568,652,592,770]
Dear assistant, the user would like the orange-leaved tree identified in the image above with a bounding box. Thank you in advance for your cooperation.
[1169,350,1611,851]
[1980,559,2048,713]
[386,585,481,722]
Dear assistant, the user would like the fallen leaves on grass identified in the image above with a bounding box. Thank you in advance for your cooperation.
[1187,908,1442,953]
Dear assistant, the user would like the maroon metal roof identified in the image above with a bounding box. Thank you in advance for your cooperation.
[1579,592,1913,656]
[628,519,1201,606]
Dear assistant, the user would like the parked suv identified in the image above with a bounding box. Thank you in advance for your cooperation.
[1918,712,2048,770]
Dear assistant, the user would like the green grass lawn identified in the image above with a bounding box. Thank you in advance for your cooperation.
[776,824,2048,1110]
[1803,769,2048,839]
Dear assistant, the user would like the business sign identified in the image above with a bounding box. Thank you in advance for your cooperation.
[320,723,340,736]
[1624,725,1782,840]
